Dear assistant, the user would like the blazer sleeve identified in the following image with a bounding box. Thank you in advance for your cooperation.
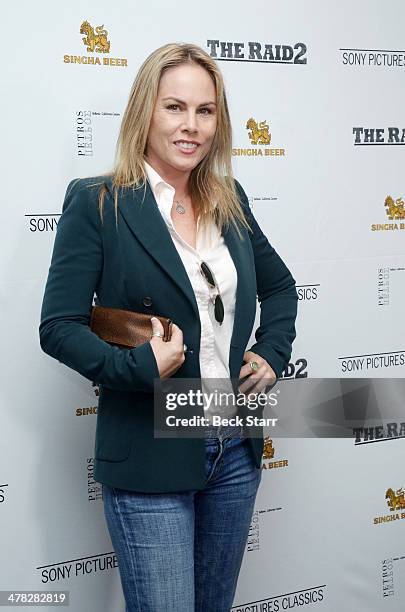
[39,178,160,393]
[235,180,298,377]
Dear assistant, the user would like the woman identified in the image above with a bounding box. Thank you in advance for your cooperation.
[39,43,297,611]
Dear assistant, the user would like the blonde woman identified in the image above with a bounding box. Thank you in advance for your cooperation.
[40,43,297,611]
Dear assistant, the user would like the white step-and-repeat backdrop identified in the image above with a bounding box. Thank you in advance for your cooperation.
[2,1,404,610]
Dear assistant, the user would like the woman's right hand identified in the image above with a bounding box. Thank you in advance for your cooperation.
[149,317,185,378]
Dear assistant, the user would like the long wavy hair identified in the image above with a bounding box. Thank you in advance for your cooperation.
[96,42,251,236]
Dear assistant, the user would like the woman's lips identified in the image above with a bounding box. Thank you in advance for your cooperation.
[174,140,199,154]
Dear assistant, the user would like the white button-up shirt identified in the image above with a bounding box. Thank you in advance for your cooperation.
[144,161,238,423]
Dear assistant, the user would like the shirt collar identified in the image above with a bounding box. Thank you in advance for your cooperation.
[144,160,174,199]
[143,160,176,230]
[143,160,215,234]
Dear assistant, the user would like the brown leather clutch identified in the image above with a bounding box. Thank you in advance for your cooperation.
[90,305,173,349]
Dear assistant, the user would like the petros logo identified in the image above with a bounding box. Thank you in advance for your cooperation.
[246,509,260,552]
[232,117,286,157]
[382,558,395,598]
[377,267,390,307]
[261,437,288,471]
[376,265,405,307]
[371,195,405,231]
[246,505,283,553]
[86,458,102,502]
[374,487,405,526]
[63,21,128,67]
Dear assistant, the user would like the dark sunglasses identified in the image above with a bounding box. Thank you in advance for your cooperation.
[200,261,224,325]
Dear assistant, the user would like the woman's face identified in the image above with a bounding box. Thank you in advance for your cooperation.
[145,63,217,178]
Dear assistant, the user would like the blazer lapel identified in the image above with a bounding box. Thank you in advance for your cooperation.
[115,180,199,317]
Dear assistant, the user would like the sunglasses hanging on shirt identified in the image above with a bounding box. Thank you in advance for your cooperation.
[199,261,224,325]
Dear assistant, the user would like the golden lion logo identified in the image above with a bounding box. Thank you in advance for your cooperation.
[246,117,271,145]
[385,195,405,220]
[262,436,275,460]
[386,487,405,511]
[80,20,110,53]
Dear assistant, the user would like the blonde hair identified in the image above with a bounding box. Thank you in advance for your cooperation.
[97,42,251,237]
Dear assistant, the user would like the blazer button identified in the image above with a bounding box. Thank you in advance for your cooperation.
[142,296,153,307]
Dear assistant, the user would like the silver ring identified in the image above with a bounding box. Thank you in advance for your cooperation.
[151,331,164,338]
[249,360,259,372]
[183,343,187,353]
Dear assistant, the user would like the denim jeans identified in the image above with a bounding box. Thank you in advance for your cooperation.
[102,425,262,611]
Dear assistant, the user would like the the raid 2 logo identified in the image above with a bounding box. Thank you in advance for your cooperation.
[353,421,405,444]
[63,21,128,67]
[281,358,308,379]
[207,40,307,64]
[353,127,405,145]
[371,195,405,232]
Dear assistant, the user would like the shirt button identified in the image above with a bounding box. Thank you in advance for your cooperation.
[142,296,153,307]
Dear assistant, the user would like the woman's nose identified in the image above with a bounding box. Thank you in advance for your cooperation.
[182,111,198,132]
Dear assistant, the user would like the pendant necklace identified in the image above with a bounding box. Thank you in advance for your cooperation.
[175,200,186,214]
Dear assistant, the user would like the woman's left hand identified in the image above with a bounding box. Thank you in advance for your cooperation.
[238,351,277,395]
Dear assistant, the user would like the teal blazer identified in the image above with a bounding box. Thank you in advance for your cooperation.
[39,176,297,493]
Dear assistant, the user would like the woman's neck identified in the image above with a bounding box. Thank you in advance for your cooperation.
[144,155,191,198]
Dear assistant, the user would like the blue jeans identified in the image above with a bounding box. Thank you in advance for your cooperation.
[102,425,262,611]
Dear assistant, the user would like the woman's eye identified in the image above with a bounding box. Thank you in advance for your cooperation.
[165,104,212,114]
